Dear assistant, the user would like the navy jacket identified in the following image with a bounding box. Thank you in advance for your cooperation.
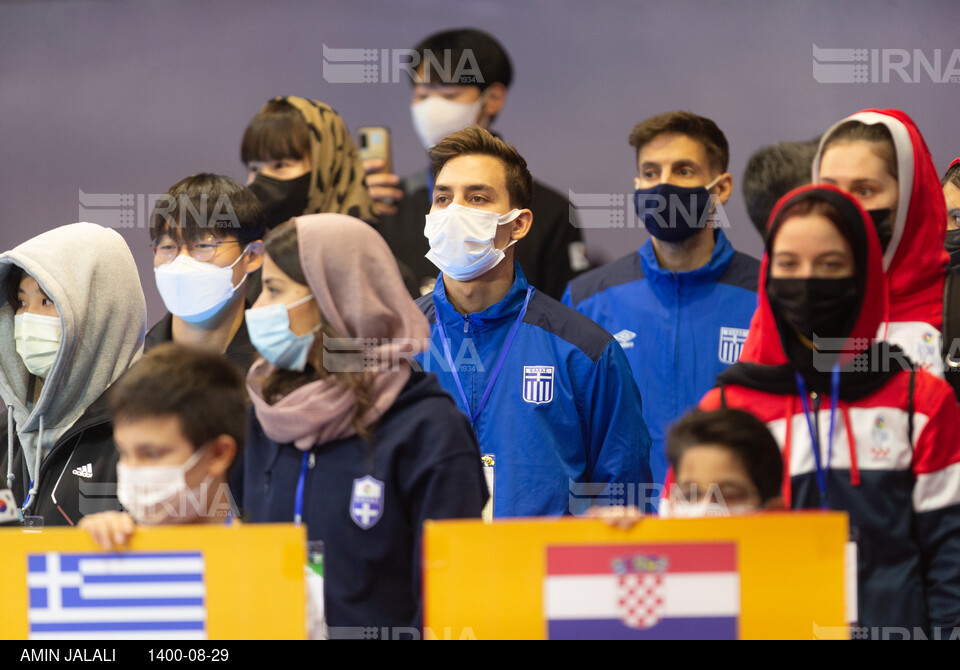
[242,371,487,637]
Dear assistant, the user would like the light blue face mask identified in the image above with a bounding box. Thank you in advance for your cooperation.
[245,294,319,371]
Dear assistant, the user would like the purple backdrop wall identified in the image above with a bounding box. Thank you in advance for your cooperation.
[1,0,958,322]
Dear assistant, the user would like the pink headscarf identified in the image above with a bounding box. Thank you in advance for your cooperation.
[247,214,431,449]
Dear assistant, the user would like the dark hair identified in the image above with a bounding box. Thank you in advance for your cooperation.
[629,111,729,175]
[821,120,898,180]
[742,138,820,237]
[942,160,960,190]
[666,408,783,504]
[259,221,376,442]
[413,28,513,90]
[108,342,247,453]
[241,99,311,164]
[149,173,265,246]
[4,266,55,315]
[4,265,24,311]
[429,126,532,209]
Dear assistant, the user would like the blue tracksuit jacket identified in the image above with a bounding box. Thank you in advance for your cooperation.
[563,231,759,486]
[416,264,652,518]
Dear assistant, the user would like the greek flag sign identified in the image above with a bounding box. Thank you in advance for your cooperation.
[27,551,206,639]
[523,366,554,405]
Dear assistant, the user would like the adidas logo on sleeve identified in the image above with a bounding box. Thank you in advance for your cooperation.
[72,463,93,479]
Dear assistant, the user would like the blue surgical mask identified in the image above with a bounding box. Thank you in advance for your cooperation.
[154,248,249,323]
[634,175,722,243]
[245,294,318,371]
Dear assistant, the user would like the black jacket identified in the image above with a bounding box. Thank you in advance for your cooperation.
[1,390,120,526]
[144,310,259,374]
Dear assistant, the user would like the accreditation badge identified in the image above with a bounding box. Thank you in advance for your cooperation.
[481,454,495,523]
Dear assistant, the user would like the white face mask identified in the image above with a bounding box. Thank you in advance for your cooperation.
[117,447,212,525]
[410,95,485,149]
[14,312,61,378]
[659,498,756,518]
[154,249,249,323]
[424,203,522,281]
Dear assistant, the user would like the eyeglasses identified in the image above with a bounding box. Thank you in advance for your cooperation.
[152,237,241,264]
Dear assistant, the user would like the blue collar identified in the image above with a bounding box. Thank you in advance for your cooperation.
[638,229,735,284]
[433,262,531,334]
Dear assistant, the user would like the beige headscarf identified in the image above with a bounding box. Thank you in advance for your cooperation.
[272,96,376,222]
[247,214,430,449]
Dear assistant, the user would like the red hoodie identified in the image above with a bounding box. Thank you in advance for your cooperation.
[740,109,948,374]
[701,184,960,632]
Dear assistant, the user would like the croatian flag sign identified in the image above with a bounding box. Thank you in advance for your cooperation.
[27,551,207,640]
[543,543,740,639]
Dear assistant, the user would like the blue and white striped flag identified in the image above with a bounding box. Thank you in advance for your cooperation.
[27,551,207,640]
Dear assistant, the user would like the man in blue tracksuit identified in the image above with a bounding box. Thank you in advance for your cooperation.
[563,112,760,487]
[415,126,652,518]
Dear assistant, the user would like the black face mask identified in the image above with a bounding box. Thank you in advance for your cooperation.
[767,277,861,345]
[866,208,893,253]
[945,228,960,273]
[248,172,311,230]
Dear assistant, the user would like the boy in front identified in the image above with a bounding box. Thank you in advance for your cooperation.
[79,343,243,546]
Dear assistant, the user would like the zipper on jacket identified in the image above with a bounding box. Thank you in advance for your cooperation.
[811,391,820,442]
[673,280,681,418]
[673,280,681,366]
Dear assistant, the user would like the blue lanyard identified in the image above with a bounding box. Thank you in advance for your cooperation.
[794,363,841,510]
[294,451,310,525]
[21,479,35,512]
[435,288,534,426]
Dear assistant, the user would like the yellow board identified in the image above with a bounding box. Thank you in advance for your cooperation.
[423,512,849,640]
[1,523,306,640]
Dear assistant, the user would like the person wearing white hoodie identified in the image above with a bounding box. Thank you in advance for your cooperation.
[0,222,146,526]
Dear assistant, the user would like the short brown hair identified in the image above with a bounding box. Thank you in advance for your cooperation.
[666,408,782,504]
[109,342,247,452]
[629,111,729,175]
[429,126,533,209]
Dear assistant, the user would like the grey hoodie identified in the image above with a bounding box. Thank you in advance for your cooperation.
[0,222,146,486]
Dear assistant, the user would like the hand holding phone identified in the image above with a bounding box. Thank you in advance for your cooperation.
[358,126,403,217]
